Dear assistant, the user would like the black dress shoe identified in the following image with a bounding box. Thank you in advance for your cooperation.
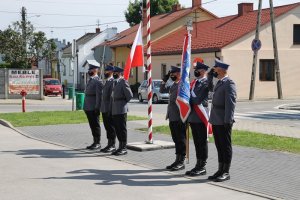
[186,167,206,176]
[170,155,185,171]
[101,146,116,153]
[208,163,223,180]
[166,155,180,169]
[89,144,101,150]
[86,143,95,149]
[215,173,230,182]
[114,149,127,156]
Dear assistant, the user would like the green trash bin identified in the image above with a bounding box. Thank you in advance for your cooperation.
[76,93,85,110]
[68,87,74,100]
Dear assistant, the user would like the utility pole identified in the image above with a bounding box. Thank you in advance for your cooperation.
[249,0,262,100]
[269,0,283,99]
[21,7,27,67]
[71,39,76,111]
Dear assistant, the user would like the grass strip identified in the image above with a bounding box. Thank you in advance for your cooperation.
[138,125,300,154]
[0,111,146,127]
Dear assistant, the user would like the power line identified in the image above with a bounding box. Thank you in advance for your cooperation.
[35,20,126,29]
[0,10,123,18]
[15,0,128,6]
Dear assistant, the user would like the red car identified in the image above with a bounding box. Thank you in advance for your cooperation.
[43,78,62,96]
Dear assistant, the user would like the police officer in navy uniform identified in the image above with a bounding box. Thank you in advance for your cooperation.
[111,66,133,156]
[207,59,237,182]
[100,65,117,153]
[84,64,103,150]
[186,61,210,177]
[160,66,187,171]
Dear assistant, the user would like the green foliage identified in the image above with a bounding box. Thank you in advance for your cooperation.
[125,0,179,27]
[0,111,147,127]
[138,125,300,154]
[0,7,56,68]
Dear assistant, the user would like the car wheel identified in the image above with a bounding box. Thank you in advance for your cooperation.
[152,94,159,104]
[138,94,143,102]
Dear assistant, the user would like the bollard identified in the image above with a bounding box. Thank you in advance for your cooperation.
[20,90,27,112]
[62,84,66,99]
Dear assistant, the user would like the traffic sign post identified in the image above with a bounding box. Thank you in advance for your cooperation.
[251,39,262,52]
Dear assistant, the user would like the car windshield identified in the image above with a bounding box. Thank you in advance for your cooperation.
[45,80,60,85]
[153,81,162,88]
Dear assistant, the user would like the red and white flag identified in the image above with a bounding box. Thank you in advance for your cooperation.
[124,23,144,80]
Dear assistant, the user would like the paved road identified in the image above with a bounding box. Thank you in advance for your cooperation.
[17,122,300,200]
[1,125,266,200]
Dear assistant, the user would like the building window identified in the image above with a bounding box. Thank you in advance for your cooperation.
[259,59,275,81]
[161,64,167,79]
[293,24,300,45]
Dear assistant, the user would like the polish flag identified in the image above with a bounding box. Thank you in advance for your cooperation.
[124,23,144,80]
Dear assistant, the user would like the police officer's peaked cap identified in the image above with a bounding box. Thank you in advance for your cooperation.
[113,66,124,73]
[104,65,114,72]
[214,59,230,70]
[170,66,181,73]
[195,62,209,71]
[88,64,100,70]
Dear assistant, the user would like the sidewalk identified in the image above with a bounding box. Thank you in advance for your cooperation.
[0,125,266,200]
[15,121,300,200]
[0,96,72,105]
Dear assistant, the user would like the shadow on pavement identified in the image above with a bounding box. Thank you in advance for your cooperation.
[1,149,105,159]
[43,169,209,186]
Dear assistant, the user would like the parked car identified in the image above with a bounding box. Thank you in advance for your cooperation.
[43,78,62,96]
[138,79,170,103]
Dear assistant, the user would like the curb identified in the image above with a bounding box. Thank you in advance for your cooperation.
[0,119,283,200]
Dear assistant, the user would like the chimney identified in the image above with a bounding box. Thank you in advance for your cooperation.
[142,8,147,26]
[192,0,202,8]
[96,27,100,33]
[172,4,181,12]
[238,3,253,16]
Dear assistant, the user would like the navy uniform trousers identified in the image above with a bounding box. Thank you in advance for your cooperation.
[212,124,233,164]
[85,111,101,144]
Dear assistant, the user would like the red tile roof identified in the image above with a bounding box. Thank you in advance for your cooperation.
[105,6,217,48]
[151,3,300,55]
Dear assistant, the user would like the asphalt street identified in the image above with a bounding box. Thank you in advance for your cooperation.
[0,96,300,129]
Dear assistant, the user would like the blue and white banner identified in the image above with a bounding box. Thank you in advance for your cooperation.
[176,33,192,123]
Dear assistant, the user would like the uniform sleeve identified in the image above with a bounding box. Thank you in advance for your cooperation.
[123,80,133,103]
[159,82,170,93]
[224,80,237,124]
[95,80,103,111]
[190,82,209,106]
[207,74,214,92]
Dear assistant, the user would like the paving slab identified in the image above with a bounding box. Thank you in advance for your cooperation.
[127,140,175,151]
[16,122,300,200]
[0,125,267,200]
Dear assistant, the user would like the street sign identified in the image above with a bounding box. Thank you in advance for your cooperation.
[252,39,262,52]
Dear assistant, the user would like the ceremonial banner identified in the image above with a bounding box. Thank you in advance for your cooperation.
[176,33,192,122]
[124,23,144,80]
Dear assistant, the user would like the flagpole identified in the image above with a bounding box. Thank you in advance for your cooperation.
[146,0,153,144]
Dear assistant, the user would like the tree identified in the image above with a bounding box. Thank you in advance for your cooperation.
[0,7,56,68]
[125,0,179,27]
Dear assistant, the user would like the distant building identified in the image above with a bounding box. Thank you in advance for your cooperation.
[61,27,117,90]
[105,0,300,99]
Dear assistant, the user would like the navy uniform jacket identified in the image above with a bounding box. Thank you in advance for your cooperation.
[111,78,133,115]
[188,78,209,123]
[160,82,181,122]
[84,76,103,112]
[209,76,237,125]
[100,78,114,114]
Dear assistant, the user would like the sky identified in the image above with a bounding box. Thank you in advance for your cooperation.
[0,0,299,43]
